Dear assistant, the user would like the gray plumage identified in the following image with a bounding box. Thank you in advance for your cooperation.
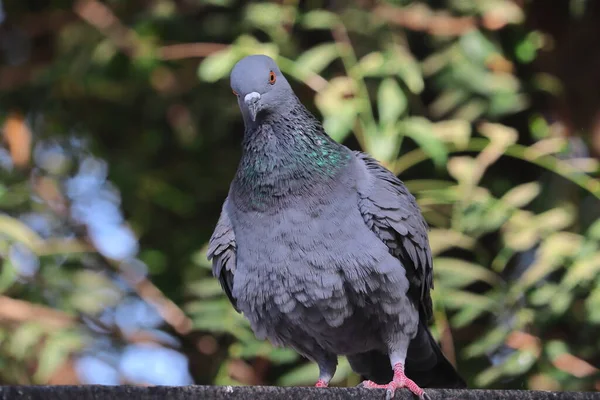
[208,55,465,395]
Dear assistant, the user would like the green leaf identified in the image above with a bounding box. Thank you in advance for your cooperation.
[9,322,46,359]
[429,89,469,119]
[504,350,537,375]
[0,214,43,250]
[295,43,339,75]
[70,271,122,314]
[431,119,472,149]
[356,48,424,94]
[475,364,504,387]
[367,130,400,163]
[586,287,600,323]
[421,45,453,76]
[428,229,476,255]
[192,248,212,270]
[377,78,407,126]
[489,93,529,117]
[514,233,581,292]
[478,122,519,149]
[417,186,460,206]
[190,303,254,341]
[316,77,360,143]
[186,299,231,315]
[278,362,319,386]
[235,35,279,58]
[451,304,489,328]
[469,200,511,235]
[268,348,299,364]
[330,357,353,384]
[245,3,287,30]
[35,331,84,383]
[198,47,239,82]
[355,52,386,77]
[394,47,424,94]
[315,76,356,115]
[435,257,501,287]
[458,30,499,66]
[323,105,357,143]
[0,182,30,209]
[447,156,477,186]
[545,340,569,361]
[187,279,223,298]
[200,0,233,5]
[501,182,541,208]
[301,10,339,30]
[503,210,539,251]
[561,254,600,290]
[529,283,560,306]
[404,179,455,193]
[230,339,298,364]
[0,259,17,294]
[230,340,271,358]
[587,219,600,240]
[401,117,448,168]
[453,98,486,121]
[549,290,572,315]
[464,327,510,358]
[441,289,496,311]
[483,1,525,25]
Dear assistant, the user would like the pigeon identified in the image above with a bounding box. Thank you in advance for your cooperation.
[208,54,466,399]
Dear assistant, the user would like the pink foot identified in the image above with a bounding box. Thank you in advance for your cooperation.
[314,379,329,388]
[360,363,428,400]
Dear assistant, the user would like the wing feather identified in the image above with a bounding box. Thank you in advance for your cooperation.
[355,152,434,319]
[207,200,239,312]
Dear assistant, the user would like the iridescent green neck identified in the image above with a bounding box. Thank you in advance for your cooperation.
[232,101,352,209]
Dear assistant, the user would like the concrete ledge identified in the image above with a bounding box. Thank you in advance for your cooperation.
[0,385,598,400]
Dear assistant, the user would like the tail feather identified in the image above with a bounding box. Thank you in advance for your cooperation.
[405,318,466,388]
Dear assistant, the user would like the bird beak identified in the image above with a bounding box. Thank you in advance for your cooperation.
[244,92,261,122]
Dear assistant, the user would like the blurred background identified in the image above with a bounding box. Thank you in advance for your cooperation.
[1,0,600,392]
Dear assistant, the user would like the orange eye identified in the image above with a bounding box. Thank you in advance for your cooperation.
[232,89,238,96]
[269,71,276,85]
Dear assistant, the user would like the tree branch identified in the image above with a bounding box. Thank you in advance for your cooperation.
[0,296,75,329]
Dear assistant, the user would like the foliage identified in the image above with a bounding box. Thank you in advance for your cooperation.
[1,0,600,391]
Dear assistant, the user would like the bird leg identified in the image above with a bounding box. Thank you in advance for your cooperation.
[313,354,337,388]
[360,363,428,400]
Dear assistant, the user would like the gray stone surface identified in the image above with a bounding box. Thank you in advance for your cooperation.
[0,386,597,400]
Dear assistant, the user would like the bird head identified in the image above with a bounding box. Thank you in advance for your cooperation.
[230,55,294,125]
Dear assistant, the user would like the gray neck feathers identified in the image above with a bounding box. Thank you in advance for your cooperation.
[231,99,351,211]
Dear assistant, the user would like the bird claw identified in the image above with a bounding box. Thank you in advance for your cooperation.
[359,380,397,400]
[314,379,328,388]
[385,385,396,400]
[358,380,385,389]
[359,363,427,400]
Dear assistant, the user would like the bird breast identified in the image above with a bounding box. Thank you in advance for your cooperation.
[227,185,411,339]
